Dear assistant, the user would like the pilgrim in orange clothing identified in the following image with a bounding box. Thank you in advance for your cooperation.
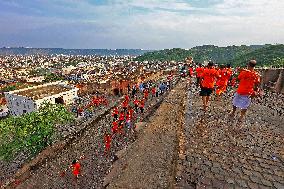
[230,60,261,124]
[143,88,149,100]
[216,65,230,97]
[139,98,145,113]
[112,107,119,120]
[104,133,112,155]
[111,120,118,134]
[134,98,139,112]
[195,63,204,87]
[151,87,156,98]
[71,160,81,178]
[126,106,134,129]
[122,100,128,112]
[199,62,219,112]
[119,111,125,122]
[124,94,130,103]
[200,66,219,89]
[236,69,261,96]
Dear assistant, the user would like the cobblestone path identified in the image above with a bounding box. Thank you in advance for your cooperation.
[177,87,284,189]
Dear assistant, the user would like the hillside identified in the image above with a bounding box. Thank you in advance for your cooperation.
[135,44,284,67]
[135,45,264,62]
[232,44,284,67]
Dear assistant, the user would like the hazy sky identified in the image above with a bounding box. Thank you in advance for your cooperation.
[0,0,284,49]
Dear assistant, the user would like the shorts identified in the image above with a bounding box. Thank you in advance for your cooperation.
[199,87,213,96]
[232,93,251,109]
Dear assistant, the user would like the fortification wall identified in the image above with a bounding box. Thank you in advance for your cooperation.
[257,68,284,93]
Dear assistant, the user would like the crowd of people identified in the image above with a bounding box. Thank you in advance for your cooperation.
[185,58,261,126]
[65,76,175,183]
[65,57,263,184]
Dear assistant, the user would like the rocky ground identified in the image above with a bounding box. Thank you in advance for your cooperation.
[105,81,187,189]
[101,81,284,189]
[176,85,284,189]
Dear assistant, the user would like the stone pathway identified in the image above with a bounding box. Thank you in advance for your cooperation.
[105,81,187,189]
[177,87,284,189]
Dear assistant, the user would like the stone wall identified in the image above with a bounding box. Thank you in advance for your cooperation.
[257,68,284,93]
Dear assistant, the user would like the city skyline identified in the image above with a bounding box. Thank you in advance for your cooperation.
[1,0,284,49]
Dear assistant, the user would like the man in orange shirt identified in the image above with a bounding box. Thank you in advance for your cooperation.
[104,133,112,156]
[199,61,219,112]
[229,60,261,124]
[112,106,119,120]
[195,63,204,87]
[215,65,231,100]
[111,120,118,134]
[133,98,139,112]
[71,159,81,179]
[139,98,145,114]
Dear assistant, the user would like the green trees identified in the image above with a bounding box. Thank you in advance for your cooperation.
[44,73,64,82]
[0,103,74,161]
[134,45,262,63]
[2,85,17,92]
[135,44,284,68]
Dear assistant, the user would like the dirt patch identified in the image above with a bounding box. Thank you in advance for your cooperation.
[105,81,187,189]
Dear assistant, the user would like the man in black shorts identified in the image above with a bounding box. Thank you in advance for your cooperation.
[199,62,219,112]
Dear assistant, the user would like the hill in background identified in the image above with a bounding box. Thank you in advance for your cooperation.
[135,44,284,67]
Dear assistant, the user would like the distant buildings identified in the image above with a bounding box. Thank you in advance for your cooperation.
[4,81,78,116]
[26,76,45,83]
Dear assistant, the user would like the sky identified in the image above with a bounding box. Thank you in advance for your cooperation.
[0,0,284,49]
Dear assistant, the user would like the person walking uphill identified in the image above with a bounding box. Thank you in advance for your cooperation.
[199,61,219,112]
[215,64,231,101]
[229,60,261,125]
[195,63,204,88]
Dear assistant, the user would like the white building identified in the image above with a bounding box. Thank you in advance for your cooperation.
[26,76,45,83]
[4,81,78,116]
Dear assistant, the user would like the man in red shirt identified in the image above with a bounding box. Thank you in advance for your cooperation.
[229,60,261,124]
[195,63,204,87]
[104,133,112,156]
[124,94,130,103]
[134,98,139,113]
[112,106,119,120]
[151,86,156,98]
[71,159,81,179]
[122,100,128,112]
[199,61,219,112]
[111,120,118,134]
[126,106,134,129]
[139,98,145,114]
[143,88,149,100]
[119,111,125,123]
[215,65,231,100]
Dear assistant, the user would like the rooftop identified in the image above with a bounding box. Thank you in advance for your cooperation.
[14,84,72,100]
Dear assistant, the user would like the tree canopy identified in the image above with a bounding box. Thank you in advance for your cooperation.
[0,103,74,161]
[135,44,284,67]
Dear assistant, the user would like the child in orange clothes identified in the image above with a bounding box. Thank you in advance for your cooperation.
[215,65,230,100]
[104,133,112,156]
[71,159,81,178]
